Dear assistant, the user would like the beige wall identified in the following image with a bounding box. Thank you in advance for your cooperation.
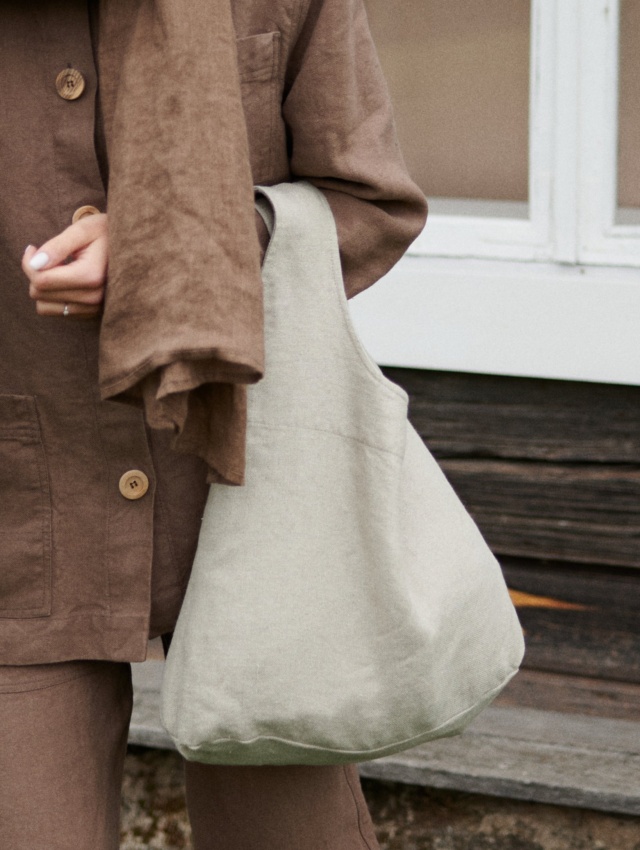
[364,0,530,202]
[618,0,640,209]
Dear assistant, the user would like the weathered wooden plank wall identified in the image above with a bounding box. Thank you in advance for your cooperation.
[384,368,640,688]
[398,370,640,464]
[502,558,640,684]
[391,368,640,567]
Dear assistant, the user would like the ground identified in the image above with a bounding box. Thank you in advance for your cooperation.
[120,747,640,850]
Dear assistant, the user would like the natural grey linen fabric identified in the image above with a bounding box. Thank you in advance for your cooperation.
[161,182,524,765]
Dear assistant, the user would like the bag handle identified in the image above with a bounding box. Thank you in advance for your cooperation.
[255,193,275,237]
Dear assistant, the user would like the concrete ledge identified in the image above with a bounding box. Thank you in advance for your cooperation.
[130,661,640,817]
[358,707,640,816]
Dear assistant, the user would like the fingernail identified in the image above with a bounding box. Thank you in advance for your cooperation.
[24,244,35,254]
[29,251,50,271]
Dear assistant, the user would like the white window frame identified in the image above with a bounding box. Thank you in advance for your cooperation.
[413,0,557,263]
[350,0,640,387]
[578,0,640,264]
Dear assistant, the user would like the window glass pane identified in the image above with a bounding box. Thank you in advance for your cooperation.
[364,0,531,213]
[618,0,640,224]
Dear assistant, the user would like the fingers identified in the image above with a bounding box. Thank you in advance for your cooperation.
[27,240,108,296]
[24,213,107,274]
[31,286,105,305]
[34,301,101,320]
[23,214,108,319]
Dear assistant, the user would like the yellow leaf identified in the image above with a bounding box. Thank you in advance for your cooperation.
[508,589,590,611]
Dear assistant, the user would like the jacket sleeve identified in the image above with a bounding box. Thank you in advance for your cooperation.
[282,0,428,299]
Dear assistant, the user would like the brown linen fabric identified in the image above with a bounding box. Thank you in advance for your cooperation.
[97,0,264,486]
[0,660,379,850]
[0,661,132,850]
[0,0,426,664]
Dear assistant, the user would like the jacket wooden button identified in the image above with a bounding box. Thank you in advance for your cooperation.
[119,470,150,501]
[55,68,85,101]
[72,205,101,224]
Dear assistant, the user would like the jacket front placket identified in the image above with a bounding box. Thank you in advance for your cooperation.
[0,0,156,664]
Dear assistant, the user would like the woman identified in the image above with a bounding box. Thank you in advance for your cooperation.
[0,0,426,847]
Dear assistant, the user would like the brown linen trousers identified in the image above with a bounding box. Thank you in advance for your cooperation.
[0,658,381,850]
[0,0,426,847]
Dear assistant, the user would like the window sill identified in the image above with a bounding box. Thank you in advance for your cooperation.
[348,255,640,387]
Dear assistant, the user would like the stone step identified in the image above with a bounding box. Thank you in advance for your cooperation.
[129,660,640,817]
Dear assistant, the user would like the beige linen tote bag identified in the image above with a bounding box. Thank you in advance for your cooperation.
[160,181,524,765]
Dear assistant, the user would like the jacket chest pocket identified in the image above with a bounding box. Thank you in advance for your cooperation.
[237,31,281,183]
[0,395,52,618]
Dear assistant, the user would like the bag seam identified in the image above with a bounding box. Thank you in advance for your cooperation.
[248,420,405,458]
[343,765,378,850]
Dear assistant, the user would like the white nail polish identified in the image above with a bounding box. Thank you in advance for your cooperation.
[24,244,34,254]
[29,252,50,271]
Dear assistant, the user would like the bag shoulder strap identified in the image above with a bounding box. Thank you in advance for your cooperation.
[252,182,351,387]
[250,182,407,447]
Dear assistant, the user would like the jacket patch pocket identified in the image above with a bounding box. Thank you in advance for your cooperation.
[236,31,281,183]
[0,395,52,618]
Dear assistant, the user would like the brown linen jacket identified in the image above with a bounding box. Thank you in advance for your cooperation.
[0,0,427,664]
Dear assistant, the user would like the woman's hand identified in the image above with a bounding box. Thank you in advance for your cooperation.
[22,213,108,319]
